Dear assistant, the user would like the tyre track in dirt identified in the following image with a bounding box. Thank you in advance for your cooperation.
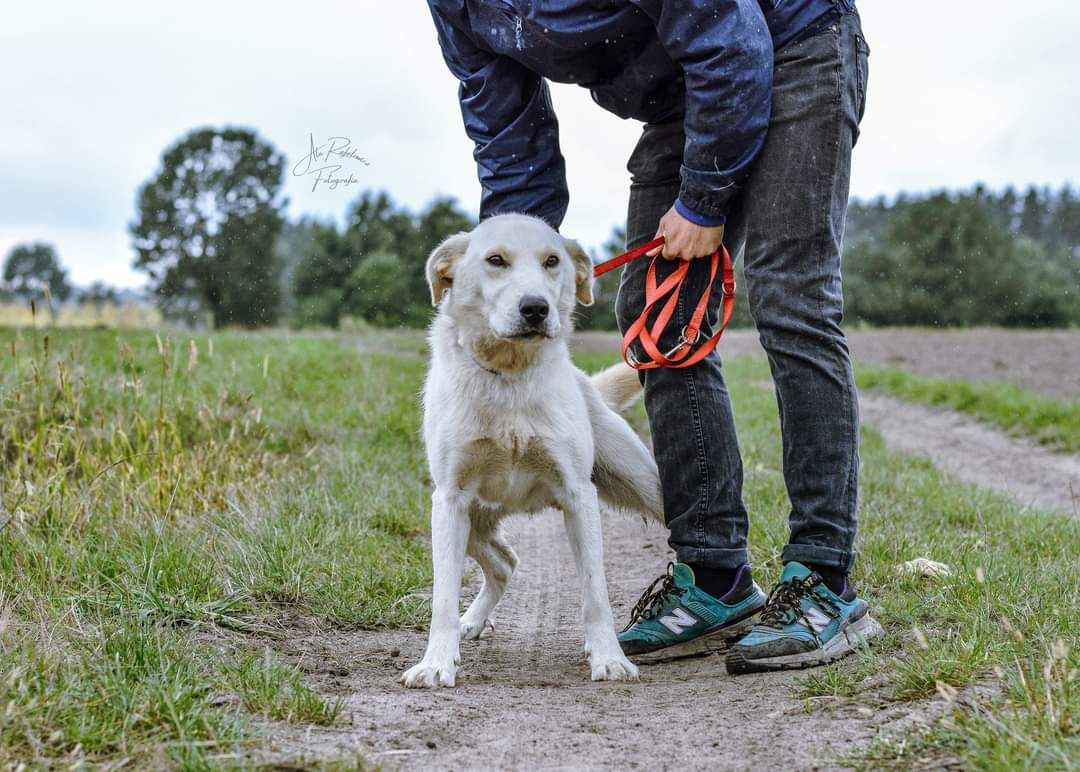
[859,392,1080,516]
[742,378,1080,517]
[255,511,941,770]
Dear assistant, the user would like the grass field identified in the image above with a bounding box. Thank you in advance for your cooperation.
[0,327,432,767]
[0,326,1076,768]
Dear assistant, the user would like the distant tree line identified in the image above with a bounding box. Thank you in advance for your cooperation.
[281,197,639,332]
[4,124,1077,330]
[843,185,1080,327]
[273,179,1080,331]
[0,243,129,323]
[125,127,479,329]
[284,192,474,328]
[1,242,72,320]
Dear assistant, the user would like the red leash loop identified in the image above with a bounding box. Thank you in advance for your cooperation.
[592,236,736,370]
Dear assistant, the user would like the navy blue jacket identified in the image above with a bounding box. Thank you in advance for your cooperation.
[428,0,846,229]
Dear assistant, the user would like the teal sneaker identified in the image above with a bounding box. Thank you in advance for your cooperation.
[726,562,884,674]
[618,563,767,664]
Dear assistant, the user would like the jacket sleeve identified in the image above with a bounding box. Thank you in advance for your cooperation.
[633,0,773,225]
[427,3,569,229]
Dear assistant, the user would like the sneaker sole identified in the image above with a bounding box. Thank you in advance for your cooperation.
[628,609,762,665]
[725,614,884,675]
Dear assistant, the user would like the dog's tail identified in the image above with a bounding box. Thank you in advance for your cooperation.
[582,364,664,524]
[590,361,642,413]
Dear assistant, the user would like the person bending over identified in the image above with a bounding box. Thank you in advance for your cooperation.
[426,0,880,674]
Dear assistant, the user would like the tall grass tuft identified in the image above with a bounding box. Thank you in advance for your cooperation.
[0,327,432,765]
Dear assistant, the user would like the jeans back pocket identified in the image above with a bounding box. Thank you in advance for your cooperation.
[854,33,870,123]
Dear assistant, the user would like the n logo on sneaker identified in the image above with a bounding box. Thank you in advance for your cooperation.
[657,607,698,635]
[800,606,832,634]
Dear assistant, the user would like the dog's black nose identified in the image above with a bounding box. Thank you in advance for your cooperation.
[518,295,549,325]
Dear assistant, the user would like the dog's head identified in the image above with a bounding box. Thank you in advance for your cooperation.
[426,213,594,342]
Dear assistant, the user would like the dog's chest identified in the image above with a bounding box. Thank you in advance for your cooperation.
[455,434,562,513]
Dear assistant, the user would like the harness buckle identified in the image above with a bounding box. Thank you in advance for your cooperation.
[679,324,699,345]
[658,325,697,360]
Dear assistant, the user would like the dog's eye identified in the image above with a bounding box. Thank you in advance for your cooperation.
[486,254,507,267]
[544,254,559,268]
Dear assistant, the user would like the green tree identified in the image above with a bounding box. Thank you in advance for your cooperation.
[1017,186,1049,245]
[342,195,473,327]
[275,217,323,320]
[843,193,1077,327]
[348,251,427,327]
[573,227,624,331]
[1048,184,1080,254]
[291,191,474,328]
[291,191,404,327]
[405,196,475,308]
[130,127,285,328]
[844,195,894,249]
[984,184,1019,234]
[2,242,72,319]
[291,222,355,327]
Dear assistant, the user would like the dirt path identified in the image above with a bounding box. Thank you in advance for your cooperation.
[245,330,1079,768]
[256,511,941,770]
[860,393,1080,516]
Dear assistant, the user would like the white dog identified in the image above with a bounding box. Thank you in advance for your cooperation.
[399,213,664,688]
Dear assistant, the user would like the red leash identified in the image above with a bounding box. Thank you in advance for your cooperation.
[592,236,736,370]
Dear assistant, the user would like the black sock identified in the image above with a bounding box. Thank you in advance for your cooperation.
[806,563,850,597]
[688,564,743,599]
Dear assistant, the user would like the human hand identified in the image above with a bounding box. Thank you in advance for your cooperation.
[646,205,725,261]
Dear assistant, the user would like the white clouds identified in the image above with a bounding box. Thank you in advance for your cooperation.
[0,225,133,287]
[1,1,1076,287]
[850,0,1079,196]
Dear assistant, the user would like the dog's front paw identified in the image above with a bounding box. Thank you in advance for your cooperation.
[460,617,494,640]
[398,659,459,688]
[589,652,639,682]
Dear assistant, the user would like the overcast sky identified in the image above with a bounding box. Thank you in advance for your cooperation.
[2,1,1077,288]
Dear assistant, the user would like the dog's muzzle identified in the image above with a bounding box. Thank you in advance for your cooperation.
[518,295,550,331]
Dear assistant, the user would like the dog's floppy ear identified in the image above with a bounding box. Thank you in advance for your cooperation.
[426,232,470,305]
[562,237,595,307]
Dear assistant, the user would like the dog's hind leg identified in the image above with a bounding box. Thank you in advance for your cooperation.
[460,526,518,640]
[561,483,640,682]
[400,488,471,688]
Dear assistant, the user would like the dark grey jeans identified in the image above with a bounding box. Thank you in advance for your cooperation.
[615,7,870,572]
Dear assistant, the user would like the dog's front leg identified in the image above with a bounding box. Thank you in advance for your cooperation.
[400,488,470,688]
[562,484,639,682]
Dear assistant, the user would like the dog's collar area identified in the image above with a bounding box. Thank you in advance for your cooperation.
[469,354,503,376]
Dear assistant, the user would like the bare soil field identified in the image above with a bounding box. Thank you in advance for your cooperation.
[573,328,1080,401]
[858,393,1079,516]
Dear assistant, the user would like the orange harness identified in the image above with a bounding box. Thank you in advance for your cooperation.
[592,236,736,370]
